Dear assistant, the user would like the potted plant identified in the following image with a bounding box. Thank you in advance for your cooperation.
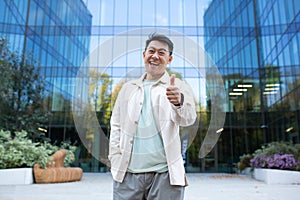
[0,130,76,185]
[237,153,253,175]
[237,141,300,184]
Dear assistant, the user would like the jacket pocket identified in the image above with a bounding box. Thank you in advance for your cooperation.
[109,153,122,171]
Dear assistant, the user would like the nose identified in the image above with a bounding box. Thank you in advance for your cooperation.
[151,51,160,59]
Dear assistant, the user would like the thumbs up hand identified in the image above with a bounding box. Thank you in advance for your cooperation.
[166,74,182,106]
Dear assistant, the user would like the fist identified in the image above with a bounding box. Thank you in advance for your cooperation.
[166,74,181,106]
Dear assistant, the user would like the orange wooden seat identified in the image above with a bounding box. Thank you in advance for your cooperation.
[33,149,82,184]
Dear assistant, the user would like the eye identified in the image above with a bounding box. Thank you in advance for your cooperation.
[158,51,166,56]
[148,49,155,54]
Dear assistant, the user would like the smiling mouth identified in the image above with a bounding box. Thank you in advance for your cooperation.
[149,61,160,66]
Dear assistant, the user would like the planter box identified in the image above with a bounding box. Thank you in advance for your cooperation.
[253,168,300,184]
[238,167,252,176]
[0,168,33,185]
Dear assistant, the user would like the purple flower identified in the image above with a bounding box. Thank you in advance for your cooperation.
[250,154,268,168]
[251,153,298,170]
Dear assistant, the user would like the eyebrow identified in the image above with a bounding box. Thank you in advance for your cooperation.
[147,46,169,52]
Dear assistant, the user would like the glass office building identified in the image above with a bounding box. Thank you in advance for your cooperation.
[204,0,300,171]
[0,0,92,142]
[1,0,299,172]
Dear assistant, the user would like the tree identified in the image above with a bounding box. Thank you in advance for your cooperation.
[0,37,49,140]
[89,70,112,128]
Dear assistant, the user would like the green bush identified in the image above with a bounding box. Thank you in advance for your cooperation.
[237,154,253,171]
[253,141,299,158]
[237,141,300,171]
[0,130,77,169]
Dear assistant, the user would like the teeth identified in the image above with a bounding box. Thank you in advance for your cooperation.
[150,62,159,66]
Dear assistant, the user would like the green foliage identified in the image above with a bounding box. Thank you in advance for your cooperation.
[187,137,201,166]
[166,68,182,80]
[89,71,113,127]
[252,141,300,171]
[0,130,50,169]
[253,141,299,158]
[295,143,300,159]
[237,141,300,171]
[0,130,77,169]
[237,154,253,171]
[41,140,77,167]
[0,37,49,140]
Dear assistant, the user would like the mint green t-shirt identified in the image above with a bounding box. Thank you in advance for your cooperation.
[127,80,168,173]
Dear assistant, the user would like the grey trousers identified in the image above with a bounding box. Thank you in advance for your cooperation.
[113,172,185,200]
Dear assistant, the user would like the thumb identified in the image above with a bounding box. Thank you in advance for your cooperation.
[170,74,175,86]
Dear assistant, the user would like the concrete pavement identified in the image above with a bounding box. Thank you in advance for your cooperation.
[0,173,299,200]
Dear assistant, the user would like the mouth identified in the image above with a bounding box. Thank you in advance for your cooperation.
[149,61,160,67]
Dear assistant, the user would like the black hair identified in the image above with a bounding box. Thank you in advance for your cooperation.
[145,33,173,55]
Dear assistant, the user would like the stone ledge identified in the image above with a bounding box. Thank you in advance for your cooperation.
[0,168,33,185]
[253,168,300,184]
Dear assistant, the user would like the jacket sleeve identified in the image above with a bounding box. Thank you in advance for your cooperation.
[108,88,122,163]
[171,79,197,127]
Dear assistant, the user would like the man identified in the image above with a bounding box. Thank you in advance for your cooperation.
[109,33,197,200]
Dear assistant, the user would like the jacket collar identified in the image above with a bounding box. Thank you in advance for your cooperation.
[131,71,169,87]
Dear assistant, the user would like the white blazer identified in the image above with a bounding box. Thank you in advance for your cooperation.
[108,71,197,186]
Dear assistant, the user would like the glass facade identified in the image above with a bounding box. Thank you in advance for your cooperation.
[204,0,300,171]
[0,0,92,143]
[0,0,299,172]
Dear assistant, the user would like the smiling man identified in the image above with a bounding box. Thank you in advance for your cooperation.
[108,33,197,200]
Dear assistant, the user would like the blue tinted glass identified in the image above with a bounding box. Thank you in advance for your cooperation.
[128,0,142,25]
[184,0,197,26]
[101,0,114,25]
[277,0,286,24]
[0,1,6,23]
[28,1,37,25]
[156,0,169,25]
[169,0,182,25]
[142,0,154,25]
[294,0,300,14]
[114,0,128,25]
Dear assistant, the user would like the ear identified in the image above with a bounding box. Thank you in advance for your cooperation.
[143,51,146,58]
[168,55,173,63]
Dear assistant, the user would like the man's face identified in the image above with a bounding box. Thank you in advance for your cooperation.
[143,40,173,80]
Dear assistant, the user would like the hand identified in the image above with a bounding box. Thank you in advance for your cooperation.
[166,74,181,106]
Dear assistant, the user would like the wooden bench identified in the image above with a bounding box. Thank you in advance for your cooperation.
[33,149,83,183]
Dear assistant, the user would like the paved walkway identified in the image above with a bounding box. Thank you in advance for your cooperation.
[0,173,299,200]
